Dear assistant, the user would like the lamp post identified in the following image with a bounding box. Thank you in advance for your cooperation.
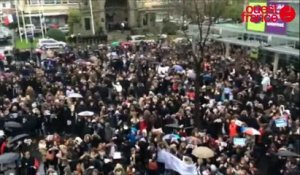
[76,33,81,47]
[29,36,34,62]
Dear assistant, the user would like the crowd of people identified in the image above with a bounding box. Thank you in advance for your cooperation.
[0,38,299,175]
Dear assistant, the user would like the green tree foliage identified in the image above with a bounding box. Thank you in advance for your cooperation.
[162,21,178,35]
[223,0,244,22]
[68,9,81,34]
[47,29,66,41]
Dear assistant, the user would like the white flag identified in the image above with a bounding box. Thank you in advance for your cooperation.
[157,149,197,175]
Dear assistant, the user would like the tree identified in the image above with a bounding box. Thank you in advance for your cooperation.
[68,9,81,35]
[177,0,231,128]
[223,0,244,22]
[162,20,178,35]
[47,29,66,41]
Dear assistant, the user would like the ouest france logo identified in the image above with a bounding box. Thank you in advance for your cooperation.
[241,3,296,23]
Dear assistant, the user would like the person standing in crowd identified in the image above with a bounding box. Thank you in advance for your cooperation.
[0,38,298,175]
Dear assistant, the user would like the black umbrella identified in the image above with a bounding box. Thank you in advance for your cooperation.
[0,153,19,164]
[165,123,181,129]
[7,134,29,145]
[4,121,22,129]
[276,149,300,157]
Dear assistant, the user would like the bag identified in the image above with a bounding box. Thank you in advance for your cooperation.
[148,161,158,171]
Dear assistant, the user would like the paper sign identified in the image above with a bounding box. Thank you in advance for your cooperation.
[233,138,247,146]
[275,118,287,127]
[113,152,122,159]
[104,159,111,163]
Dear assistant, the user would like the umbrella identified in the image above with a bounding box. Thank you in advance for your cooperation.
[276,148,300,157]
[0,53,5,61]
[74,59,92,65]
[192,146,215,159]
[78,111,95,116]
[67,93,83,98]
[8,134,29,145]
[241,127,261,136]
[173,65,184,72]
[48,146,59,152]
[165,123,181,129]
[223,87,232,94]
[4,121,22,129]
[162,134,180,141]
[0,153,19,164]
[186,136,201,145]
[187,69,196,79]
[111,41,120,47]
[0,130,4,137]
[121,41,133,47]
[235,119,244,126]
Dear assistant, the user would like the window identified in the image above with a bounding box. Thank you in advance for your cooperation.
[29,0,41,4]
[44,0,57,4]
[68,0,78,4]
[84,18,91,30]
[2,3,6,8]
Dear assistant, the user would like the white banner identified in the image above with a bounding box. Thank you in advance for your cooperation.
[157,149,197,175]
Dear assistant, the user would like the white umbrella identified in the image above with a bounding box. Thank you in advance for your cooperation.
[78,111,94,117]
[192,146,215,159]
[0,130,4,137]
[67,93,83,98]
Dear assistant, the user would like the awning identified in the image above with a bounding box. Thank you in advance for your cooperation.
[215,38,261,48]
[22,12,67,17]
[262,46,300,57]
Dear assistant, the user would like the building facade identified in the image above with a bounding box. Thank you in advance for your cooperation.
[78,0,179,35]
[17,0,79,27]
[0,0,15,24]
[0,0,15,15]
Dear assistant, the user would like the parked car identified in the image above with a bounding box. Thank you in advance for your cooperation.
[37,38,66,49]
[129,35,155,44]
[173,37,192,44]
[59,25,69,34]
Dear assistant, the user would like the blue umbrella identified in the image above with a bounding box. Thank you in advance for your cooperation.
[173,65,184,72]
[223,87,232,94]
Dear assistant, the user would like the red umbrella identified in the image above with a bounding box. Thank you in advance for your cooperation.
[0,53,5,61]
[121,41,133,48]
[242,127,261,136]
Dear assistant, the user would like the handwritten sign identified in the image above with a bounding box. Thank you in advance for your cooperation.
[234,138,247,146]
[275,118,287,127]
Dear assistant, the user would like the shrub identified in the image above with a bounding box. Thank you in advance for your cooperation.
[47,29,66,41]
[162,22,178,35]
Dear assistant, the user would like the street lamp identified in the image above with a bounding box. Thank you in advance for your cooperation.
[29,36,34,62]
[76,33,81,47]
